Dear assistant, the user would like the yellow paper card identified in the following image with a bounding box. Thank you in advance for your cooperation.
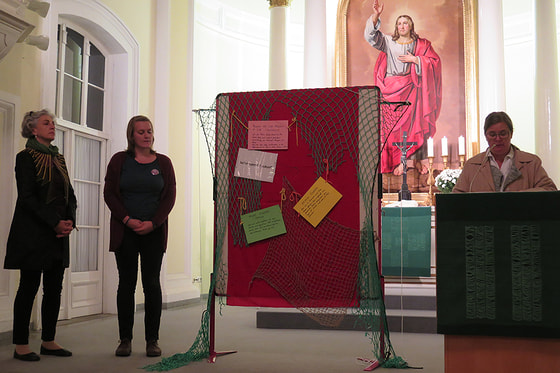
[293,177,342,227]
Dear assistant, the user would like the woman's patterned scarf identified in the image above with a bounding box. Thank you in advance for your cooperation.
[25,137,71,203]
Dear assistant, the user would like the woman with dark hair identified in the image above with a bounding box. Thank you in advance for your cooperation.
[453,111,557,192]
[104,115,176,357]
[4,109,76,361]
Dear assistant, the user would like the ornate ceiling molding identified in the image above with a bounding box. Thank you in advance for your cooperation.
[268,0,292,8]
[0,3,34,61]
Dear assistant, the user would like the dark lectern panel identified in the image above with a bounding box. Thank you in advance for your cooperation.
[436,191,560,338]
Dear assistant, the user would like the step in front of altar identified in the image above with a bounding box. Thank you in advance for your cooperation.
[255,288,437,334]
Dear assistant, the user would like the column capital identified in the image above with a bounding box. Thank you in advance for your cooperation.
[268,0,292,8]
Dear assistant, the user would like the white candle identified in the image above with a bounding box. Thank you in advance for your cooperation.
[427,137,434,157]
[441,136,448,156]
[458,135,465,156]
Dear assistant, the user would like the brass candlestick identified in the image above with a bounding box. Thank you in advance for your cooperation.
[442,155,448,169]
[426,156,435,206]
[459,154,465,169]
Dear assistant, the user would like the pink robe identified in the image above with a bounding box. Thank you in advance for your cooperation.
[374,38,442,173]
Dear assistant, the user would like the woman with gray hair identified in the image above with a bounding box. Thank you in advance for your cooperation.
[4,110,77,361]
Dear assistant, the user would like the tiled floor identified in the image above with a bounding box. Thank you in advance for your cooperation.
[0,302,444,373]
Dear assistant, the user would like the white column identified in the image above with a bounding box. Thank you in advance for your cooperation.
[153,0,172,305]
[477,0,506,144]
[534,0,560,184]
[268,0,291,90]
[157,0,200,304]
[303,0,326,88]
[154,0,170,152]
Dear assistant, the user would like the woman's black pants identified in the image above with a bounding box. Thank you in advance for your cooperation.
[13,264,65,345]
[115,227,164,342]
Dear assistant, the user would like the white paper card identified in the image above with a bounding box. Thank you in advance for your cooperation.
[234,148,278,183]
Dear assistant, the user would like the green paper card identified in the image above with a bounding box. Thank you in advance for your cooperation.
[241,205,287,244]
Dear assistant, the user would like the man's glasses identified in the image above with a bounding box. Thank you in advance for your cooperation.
[486,130,510,139]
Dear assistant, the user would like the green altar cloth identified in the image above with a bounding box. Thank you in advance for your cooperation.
[436,191,560,338]
[381,206,431,277]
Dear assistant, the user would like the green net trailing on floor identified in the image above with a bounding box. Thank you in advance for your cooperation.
[144,86,410,371]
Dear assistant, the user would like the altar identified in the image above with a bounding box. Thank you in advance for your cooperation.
[381,206,431,277]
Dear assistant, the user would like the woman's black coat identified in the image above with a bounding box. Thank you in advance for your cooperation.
[4,150,77,270]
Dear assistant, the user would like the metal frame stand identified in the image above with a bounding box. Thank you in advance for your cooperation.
[207,274,237,363]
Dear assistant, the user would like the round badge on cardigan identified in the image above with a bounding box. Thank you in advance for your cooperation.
[151,169,159,175]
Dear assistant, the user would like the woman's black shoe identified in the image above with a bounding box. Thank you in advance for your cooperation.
[40,346,73,356]
[13,351,40,361]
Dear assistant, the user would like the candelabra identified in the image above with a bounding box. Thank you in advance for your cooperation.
[459,154,465,169]
[442,155,448,169]
[425,156,435,206]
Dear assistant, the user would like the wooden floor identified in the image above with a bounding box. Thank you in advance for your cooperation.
[445,335,560,373]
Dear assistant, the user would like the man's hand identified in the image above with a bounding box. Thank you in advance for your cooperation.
[371,0,384,24]
[398,52,419,65]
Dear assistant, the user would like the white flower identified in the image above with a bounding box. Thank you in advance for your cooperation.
[435,168,462,193]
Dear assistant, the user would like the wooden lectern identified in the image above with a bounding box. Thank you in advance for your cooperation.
[436,191,560,373]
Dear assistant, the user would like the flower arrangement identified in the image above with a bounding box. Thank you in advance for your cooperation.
[435,168,462,193]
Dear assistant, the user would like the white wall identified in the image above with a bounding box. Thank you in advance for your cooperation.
[191,0,304,292]
[502,2,536,153]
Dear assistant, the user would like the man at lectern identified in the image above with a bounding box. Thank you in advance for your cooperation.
[453,111,557,193]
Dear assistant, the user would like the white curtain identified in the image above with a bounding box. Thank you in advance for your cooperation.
[72,135,101,272]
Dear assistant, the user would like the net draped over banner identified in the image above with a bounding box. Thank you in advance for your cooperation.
[144,86,408,371]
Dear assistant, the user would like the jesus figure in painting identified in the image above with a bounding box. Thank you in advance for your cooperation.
[364,0,442,176]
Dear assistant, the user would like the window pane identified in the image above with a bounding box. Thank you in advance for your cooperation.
[88,43,105,88]
[74,136,101,182]
[72,135,101,273]
[55,70,60,111]
[74,182,100,226]
[53,128,65,152]
[86,85,104,131]
[71,228,98,272]
[63,75,82,124]
[64,28,83,79]
[57,25,61,69]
